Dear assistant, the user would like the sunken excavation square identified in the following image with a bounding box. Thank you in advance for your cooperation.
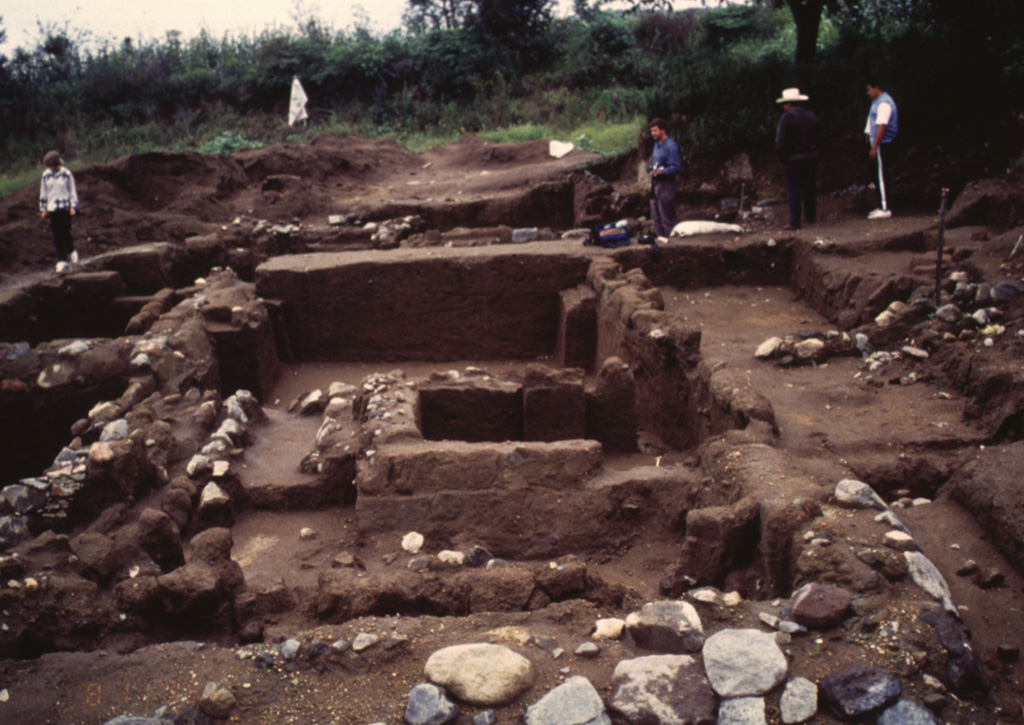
[1,140,1024,724]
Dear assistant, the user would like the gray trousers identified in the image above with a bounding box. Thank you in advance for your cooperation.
[650,179,677,237]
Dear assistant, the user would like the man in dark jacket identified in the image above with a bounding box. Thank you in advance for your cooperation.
[775,88,819,230]
[648,118,682,242]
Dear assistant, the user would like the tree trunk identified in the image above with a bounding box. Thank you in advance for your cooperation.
[785,0,825,66]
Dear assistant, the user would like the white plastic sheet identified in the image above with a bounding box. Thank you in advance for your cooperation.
[548,140,574,158]
[288,76,308,126]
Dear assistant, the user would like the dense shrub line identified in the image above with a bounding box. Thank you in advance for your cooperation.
[0,2,1020,187]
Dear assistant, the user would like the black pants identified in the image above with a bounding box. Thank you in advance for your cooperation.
[784,157,817,227]
[49,210,75,261]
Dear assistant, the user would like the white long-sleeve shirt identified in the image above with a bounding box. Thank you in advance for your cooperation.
[39,166,79,212]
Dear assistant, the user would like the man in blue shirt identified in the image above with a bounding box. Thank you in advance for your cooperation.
[865,81,898,219]
[648,118,682,242]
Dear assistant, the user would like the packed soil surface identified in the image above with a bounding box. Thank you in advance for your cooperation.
[1,133,1023,725]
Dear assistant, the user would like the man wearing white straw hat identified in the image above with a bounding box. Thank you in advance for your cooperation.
[775,87,818,231]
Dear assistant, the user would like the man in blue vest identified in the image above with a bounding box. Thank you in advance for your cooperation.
[648,118,682,242]
[865,81,898,219]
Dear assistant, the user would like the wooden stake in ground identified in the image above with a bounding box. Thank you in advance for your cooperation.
[935,188,949,306]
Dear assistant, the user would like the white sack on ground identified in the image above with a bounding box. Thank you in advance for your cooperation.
[671,221,744,237]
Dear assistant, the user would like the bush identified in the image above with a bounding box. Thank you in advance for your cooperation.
[197,131,264,155]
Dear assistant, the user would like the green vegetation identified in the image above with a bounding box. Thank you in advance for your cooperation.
[197,131,266,155]
[0,1,1021,197]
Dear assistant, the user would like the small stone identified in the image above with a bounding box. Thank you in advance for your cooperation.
[281,639,300,660]
[465,545,493,567]
[330,638,351,654]
[405,682,459,725]
[575,642,600,658]
[402,531,425,554]
[935,304,962,323]
[877,700,938,725]
[408,555,432,572]
[299,527,316,540]
[199,681,236,719]
[592,618,626,640]
[884,531,917,551]
[755,337,784,359]
[719,696,767,725]
[835,479,887,511]
[790,582,852,629]
[333,552,358,568]
[437,550,465,566]
[352,632,379,652]
[473,710,496,725]
[955,560,978,576]
[689,587,721,604]
[974,567,1004,588]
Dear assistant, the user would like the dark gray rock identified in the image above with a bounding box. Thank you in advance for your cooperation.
[819,665,901,719]
[465,546,493,567]
[308,639,327,658]
[877,700,939,725]
[0,515,31,549]
[404,683,459,725]
[472,711,496,725]
[625,600,705,654]
[992,281,1024,304]
[2,483,49,514]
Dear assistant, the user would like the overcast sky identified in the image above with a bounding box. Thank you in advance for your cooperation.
[1,1,712,53]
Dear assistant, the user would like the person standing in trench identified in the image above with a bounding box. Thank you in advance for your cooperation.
[648,118,682,243]
[865,80,898,219]
[775,88,819,230]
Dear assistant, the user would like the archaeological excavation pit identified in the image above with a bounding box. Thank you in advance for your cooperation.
[3,173,1024,724]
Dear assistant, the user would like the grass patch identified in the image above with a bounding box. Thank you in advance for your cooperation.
[480,118,641,157]
[480,123,551,144]
[0,167,43,199]
[570,117,643,156]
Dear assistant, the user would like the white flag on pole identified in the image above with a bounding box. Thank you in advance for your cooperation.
[289,76,309,126]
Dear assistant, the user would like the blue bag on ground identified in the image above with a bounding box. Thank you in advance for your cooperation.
[585,222,631,248]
